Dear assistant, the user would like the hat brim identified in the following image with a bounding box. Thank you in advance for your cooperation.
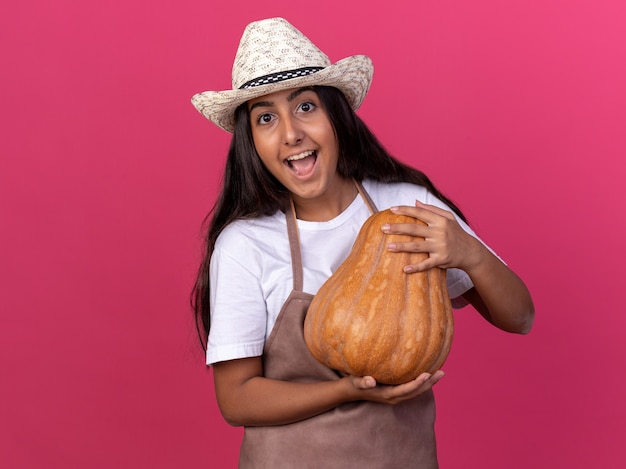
[191,55,373,133]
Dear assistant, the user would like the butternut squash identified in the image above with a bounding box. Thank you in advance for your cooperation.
[304,209,454,385]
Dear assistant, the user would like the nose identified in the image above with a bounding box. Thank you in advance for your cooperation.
[281,115,303,146]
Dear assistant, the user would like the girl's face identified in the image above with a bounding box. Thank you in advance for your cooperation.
[248,87,351,217]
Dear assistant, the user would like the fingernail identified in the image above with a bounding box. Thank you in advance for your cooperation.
[387,243,396,251]
[381,224,390,232]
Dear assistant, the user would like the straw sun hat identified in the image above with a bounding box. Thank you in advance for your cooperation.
[191,17,374,133]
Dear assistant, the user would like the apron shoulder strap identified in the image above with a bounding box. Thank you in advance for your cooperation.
[285,200,304,292]
[285,180,378,292]
[355,179,379,214]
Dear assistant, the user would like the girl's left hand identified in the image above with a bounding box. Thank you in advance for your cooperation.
[382,201,482,274]
[383,201,535,335]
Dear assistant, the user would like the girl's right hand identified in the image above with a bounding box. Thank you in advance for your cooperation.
[347,371,445,405]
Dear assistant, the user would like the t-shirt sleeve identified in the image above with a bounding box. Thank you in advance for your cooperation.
[206,244,267,366]
[445,268,473,308]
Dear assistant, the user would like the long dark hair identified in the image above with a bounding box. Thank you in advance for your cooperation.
[191,86,466,350]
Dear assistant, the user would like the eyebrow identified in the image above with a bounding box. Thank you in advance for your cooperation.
[248,87,315,113]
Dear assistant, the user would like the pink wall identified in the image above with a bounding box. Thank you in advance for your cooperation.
[2,1,624,467]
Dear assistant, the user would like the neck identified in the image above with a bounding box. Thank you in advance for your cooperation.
[292,178,358,222]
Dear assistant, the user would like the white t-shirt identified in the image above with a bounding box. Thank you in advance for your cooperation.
[206,180,489,365]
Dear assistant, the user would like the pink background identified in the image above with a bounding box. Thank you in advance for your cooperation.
[2,1,625,467]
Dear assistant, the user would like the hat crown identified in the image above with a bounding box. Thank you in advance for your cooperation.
[231,18,331,89]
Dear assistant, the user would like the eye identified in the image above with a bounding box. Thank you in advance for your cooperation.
[298,101,316,113]
[256,113,274,125]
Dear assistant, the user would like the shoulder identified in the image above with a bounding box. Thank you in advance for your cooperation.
[362,179,433,208]
[215,212,286,250]
[213,212,288,267]
[362,178,477,237]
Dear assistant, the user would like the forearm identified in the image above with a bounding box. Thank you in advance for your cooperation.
[463,241,535,334]
[213,357,358,427]
[221,375,354,427]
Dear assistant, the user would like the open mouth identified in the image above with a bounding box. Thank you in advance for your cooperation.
[285,150,317,176]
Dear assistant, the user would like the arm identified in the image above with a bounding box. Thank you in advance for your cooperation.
[213,356,444,427]
[384,202,535,334]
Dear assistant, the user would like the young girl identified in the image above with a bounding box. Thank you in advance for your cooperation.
[191,17,534,468]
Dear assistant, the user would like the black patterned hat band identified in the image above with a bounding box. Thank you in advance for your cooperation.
[239,67,325,90]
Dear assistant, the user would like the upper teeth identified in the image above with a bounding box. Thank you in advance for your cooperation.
[287,150,314,161]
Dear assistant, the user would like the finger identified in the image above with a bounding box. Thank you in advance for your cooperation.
[353,376,377,389]
[411,370,445,391]
[386,239,431,253]
[392,371,445,397]
[404,258,446,273]
[390,203,455,224]
[385,239,450,271]
[381,221,430,238]
[413,200,457,220]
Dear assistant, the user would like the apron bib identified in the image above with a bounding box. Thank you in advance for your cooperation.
[239,182,439,468]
